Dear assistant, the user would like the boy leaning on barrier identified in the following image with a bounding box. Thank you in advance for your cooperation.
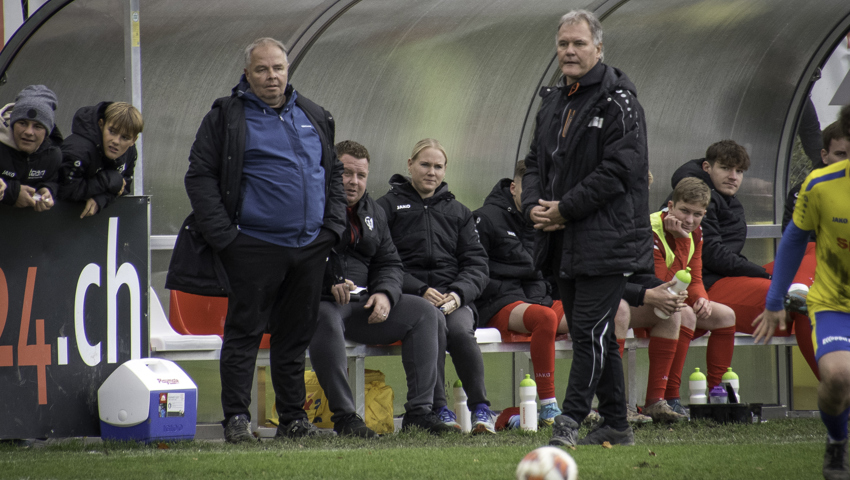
[59,101,142,218]
[0,85,62,212]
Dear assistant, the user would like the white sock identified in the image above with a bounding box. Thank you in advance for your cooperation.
[540,397,557,406]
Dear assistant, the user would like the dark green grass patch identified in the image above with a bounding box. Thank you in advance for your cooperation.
[0,418,827,479]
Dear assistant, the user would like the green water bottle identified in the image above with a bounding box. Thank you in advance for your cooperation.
[655,267,692,319]
[519,374,538,431]
[453,379,471,432]
[688,367,707,405]
[721,367,740,403]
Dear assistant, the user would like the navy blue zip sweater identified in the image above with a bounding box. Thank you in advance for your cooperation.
[238,82,325,247]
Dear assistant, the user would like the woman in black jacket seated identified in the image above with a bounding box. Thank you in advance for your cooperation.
[377,138,495,434]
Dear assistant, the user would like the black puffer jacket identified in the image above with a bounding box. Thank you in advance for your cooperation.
[324,192,403,306]
[0,103,63,205]
[666,158,769,289]
[376,174,489,314]
[521,63,653,279]
[58,102,137,211]
[473,178,552,323]
[165,80,346,296]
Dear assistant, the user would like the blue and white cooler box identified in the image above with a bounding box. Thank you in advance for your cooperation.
[98,358,197,442]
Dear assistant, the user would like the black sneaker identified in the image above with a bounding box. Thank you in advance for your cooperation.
[276,418,327,439]
[578,424,635,446]
[223,414,257,444]
[549,415,579,447]
[333,413,377,438]
[401,411,459,435]
[823,437,850,480]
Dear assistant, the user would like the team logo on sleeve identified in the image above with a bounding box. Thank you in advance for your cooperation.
[364,216,374,231]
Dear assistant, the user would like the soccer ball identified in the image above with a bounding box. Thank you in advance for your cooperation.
[515,446,578,480]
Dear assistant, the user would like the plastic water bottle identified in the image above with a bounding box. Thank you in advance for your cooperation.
[655,268,692,319]
[688,368,707,405]
[721,368,740,403]
[519,374,538,432]
[709,385,728,404]
[453,379,471,432]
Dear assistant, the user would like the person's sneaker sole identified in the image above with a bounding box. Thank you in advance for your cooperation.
[471,423,496,435]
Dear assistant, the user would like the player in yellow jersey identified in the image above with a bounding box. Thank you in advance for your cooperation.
[754,105,850,480]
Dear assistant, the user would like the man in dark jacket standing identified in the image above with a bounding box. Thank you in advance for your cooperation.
[175,37,346,443]
[522,10,652,447]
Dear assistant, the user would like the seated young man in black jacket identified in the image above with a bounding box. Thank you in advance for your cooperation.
[59,102,143,218]
[308,141,454,437]
[0,85,61,212]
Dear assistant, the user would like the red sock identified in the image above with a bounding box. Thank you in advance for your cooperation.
[644,336,678,406]
[792,313,820,380]
[706,326,735,388]
[665,326,694,399]
[521,304,559,400]
[617,339,625,358]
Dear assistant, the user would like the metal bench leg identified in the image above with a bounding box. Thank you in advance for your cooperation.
[627,341,637,408]
[348,355,366,418]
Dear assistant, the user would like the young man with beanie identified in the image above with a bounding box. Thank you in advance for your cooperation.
[59,102,143,218]
[0,85,61,211]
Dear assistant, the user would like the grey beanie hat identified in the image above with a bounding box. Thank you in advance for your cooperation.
[10,85,57,132]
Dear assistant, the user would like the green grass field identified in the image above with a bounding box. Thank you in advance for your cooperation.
[0,417,828,479]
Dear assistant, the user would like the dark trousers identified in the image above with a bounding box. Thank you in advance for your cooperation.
[555,274,628,430]
[432,306,489,410]
[309,294,445,423]
[218,229,335,424]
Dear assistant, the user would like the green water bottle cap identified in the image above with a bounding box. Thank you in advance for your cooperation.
[721,367,738,380]
[519,374,536,387]
[675,267,692,285]
[689,367,706,381]
[453,379,463,388]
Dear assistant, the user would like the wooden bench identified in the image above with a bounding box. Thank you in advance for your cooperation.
[149,289,797,436]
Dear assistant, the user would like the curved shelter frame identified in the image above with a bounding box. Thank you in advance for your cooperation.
[0,0,848,263]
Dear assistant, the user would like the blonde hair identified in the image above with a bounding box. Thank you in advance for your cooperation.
[103,102,143,137]
[410,138,448,164]
[672,177,711,208]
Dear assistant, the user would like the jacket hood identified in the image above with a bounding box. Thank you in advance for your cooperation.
[70,102,110,146]
[482,178,518,212]
[671,158,718,192]
[550,62,638,99]
[0,103,16,149]
[387,173,452,201]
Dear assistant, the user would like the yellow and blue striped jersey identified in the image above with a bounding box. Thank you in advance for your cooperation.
[793,159,850,314]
